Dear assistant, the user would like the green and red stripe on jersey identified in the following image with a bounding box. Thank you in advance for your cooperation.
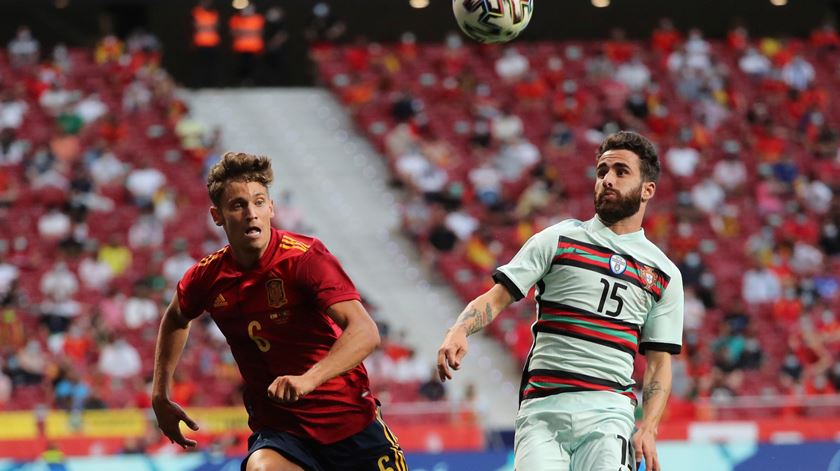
[537,301,641,357]
[553,236,670,300]
[521,369,637,404]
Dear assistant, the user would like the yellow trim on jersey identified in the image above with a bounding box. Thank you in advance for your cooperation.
[280,235,310,253]
[198,246,228,267]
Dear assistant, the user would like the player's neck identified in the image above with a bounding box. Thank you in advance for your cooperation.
[230,245,267,270]
[599,211,644,235]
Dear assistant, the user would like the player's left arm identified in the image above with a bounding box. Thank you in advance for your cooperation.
[267,299,379,403]
[634,267,683,471]
[633,350,672,471]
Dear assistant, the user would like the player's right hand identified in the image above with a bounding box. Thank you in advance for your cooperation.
[436,325,469,382]
[152,396,199,449]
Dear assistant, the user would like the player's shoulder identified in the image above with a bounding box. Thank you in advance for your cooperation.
[185,245,231,285]
[274,228,320,256]
[536,218,587,239]
[636,237,682,284]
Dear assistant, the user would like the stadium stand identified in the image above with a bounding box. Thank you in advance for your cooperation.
[0,29,442,426]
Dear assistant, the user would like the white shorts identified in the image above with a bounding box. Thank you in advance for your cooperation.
[514,391,636,471]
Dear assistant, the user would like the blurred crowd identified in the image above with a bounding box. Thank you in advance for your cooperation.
[314,19,840,419]
[0,24,459,429]
[0,25,227,414]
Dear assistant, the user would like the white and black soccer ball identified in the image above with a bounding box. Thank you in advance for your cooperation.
[452,0,534,44]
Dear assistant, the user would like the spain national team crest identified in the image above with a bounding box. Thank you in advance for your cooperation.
[266,278,287,308]
[639,265,656,290]
[609,254,627,275]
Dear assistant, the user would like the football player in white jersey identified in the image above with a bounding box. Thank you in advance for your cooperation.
[436,131,683,471]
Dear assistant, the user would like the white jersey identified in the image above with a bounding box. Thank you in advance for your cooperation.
[494,217,684,404]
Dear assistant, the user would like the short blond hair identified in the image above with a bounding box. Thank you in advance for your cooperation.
[206,152,273,206]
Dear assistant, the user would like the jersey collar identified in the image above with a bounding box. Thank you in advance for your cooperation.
[588,216,646,241]
[226,227,279,274]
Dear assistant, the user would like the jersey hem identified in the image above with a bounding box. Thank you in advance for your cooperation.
[492,269,525,301]
[639,342,681,354]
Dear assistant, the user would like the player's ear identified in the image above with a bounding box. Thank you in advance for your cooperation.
[269,199,275,219]
[641,181,656,202]
[210,206,224,226]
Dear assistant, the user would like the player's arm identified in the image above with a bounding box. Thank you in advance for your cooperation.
[436,283,514,381]
[633,350,672,471]
[267,299,379,403]
[151,293,199,448]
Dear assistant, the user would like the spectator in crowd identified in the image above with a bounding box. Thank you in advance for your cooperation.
[7,26,39,68]
[691,178,726,215]
[468,154,503,209]
[98,336,141,380]
[425,204,458,254]
[0,90,29,130]
[742,257,782,305]
[39,288,82,336]
[40,260,78,301]
[190,0,222,88]
[7,340,48,386]
[418,369,446,402]
[78,242,113,293]
[615,55,652,92]
[125,162,166,207]
[128,207,165,250]
[123,283,159,329]
[88,147,129,188]
[0,128,26,166]
[712,141,747,193]
[97,287,127,331]
[98,234,132,277]
[495,137,540,182]
[39,80,76,117]
[495,47,529,83]
[54,367,91,412]
[75,93,107,124]
[651,17,682,55]
[229,4,265,86]
[665,130,701,178]
[739,47,772,78]
[782,55,816,91]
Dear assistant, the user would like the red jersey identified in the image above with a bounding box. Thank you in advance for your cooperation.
[177,228,376,444]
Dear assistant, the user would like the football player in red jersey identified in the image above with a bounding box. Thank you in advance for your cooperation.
[152,152,408,471]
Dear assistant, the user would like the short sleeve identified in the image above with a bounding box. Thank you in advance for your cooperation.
[493,227,557,301]
[177,263,206,320]
[640,269,684,354]
[296,240,361,311]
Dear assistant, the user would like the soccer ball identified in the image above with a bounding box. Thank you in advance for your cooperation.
[452,0,534,44]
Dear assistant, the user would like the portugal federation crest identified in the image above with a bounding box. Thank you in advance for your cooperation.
[266,278,287,308]
[609,254,627,275]
[639,265,656,290]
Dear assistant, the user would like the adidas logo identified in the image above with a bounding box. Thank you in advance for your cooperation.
[213,294,228,308]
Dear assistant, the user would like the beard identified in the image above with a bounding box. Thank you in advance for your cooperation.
[595,182,643,226]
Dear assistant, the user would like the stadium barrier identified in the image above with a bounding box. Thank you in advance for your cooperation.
[2,402,840,460]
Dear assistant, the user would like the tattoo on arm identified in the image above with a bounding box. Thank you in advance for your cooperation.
[643,380,662,402]
[454,303,495,336]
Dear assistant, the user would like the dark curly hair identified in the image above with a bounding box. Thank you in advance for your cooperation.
[595,131,660,183]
